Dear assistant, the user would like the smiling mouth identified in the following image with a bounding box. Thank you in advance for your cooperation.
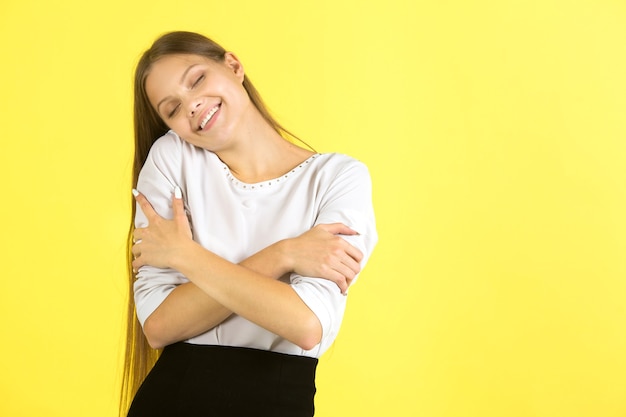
[199,104,221,130]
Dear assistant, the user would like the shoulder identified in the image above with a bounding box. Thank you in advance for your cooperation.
[146,130,217,169]
[314,153,372,181]
[147,130,184,162]
[138,131,188,181]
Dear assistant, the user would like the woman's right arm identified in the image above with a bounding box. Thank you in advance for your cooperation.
[141,222,362,349]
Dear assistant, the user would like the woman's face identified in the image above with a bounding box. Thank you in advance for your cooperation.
[145,53,250,151]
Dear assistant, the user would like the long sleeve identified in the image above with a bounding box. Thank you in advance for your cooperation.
[289,158,378,356]
[133,132,188,326]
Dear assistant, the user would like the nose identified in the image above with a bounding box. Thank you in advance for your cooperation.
[188,99,203,118]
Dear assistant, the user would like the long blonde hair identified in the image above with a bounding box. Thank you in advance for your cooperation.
[120,31,306,416]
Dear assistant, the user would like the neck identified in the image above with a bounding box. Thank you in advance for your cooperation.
[215,109,313,183]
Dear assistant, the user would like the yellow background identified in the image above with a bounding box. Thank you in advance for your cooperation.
[1,0,625,416]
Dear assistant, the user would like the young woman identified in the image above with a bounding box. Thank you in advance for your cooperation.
[121,31,377,417]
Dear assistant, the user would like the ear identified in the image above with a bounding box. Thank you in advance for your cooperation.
[224,52,245,83]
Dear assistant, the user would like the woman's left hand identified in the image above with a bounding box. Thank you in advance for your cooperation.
[132,187,193,272]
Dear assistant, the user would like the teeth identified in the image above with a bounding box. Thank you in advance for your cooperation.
[200,105,220,129]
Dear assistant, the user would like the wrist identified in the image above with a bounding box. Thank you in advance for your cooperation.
[274,239,295,275]
[170,238,200,273]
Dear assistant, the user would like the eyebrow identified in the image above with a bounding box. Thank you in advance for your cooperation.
[155,64,200,114]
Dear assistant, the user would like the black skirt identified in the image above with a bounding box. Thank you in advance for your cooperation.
[127,342,318,417]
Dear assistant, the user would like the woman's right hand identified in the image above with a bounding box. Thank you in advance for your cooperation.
[281,223,364,294]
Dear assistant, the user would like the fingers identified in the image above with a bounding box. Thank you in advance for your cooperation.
[327,233,364,265]
[318,223,359,236]
[131,243,143,274]
[343,241,364,264]
[322,267,348,294]
[318,223,364,263]
[341,252,362,276]
[320,249,361,294]
[132,189,158,221]
[132,256,145,274]
[337,255,361,287]
[133,186,186,224]
[130,186,190,274]
[132,226,143,242]
[171,186,187,223]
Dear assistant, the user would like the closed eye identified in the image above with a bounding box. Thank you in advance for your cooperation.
[192,74,205,88]
[168,103,181,118]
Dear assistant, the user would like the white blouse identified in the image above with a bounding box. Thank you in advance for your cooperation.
[134,131,377,358]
